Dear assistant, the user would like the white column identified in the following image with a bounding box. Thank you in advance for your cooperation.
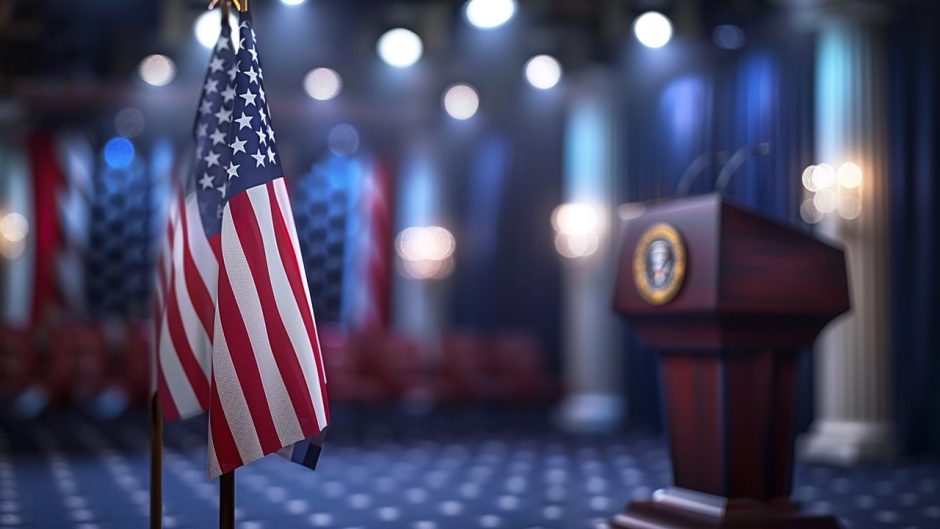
[557,71,624,433]
[798,10,896,465]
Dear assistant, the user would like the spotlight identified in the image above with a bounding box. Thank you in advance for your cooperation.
[138,54,176,87]
[304,68,342,100]
[103,137,135,169]
[524,55,562,89]
[551,203,602,259]
[464,0,515,29]
[396,226,456,279]
[442,83,479,120]
[115,107,146,138]
[713,25,745,50]
[810,163,836,190]
[281,0,306,5]
[194,10,238,49]
[0,213,28,243]
[377,28,423,68]
[633,11,673,49]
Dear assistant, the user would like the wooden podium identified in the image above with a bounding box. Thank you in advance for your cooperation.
[611,194,850,529]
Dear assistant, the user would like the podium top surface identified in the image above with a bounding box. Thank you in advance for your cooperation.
[613,194,850,351]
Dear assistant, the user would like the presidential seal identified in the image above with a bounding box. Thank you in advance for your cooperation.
[633,223,686,305]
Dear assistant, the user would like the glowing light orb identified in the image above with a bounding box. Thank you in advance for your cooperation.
[524,55,562,90]
[464,0,515,29]
[304,68,342,100]
[377,28,423,68]
[442,83,479,120]
[837,162,862,189]
[104,137,135,169]
[633,12,673,49]
[138,54,176,87]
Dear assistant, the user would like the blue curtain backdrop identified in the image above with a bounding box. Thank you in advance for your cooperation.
[621,33,816,431]
[889,1,940,456]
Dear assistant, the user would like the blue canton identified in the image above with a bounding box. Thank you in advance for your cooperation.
[221,13,284,204]
[193,22,238,236]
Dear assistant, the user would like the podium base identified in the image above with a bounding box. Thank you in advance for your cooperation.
[610,488,842,529]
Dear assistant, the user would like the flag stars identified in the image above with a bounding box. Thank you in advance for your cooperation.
[215,107,233,124]
[259,108,268,125]
[230,137,247,155]
[243,67,259,85]
[209,57,224,73]
[216,37,230,51]
[196,123,208,138]
[205,150,221,167]
[199,100,214,115]
[248,46,259,64]
[225,161,240,180]
[221,86,236,103]
[239,89,258,107]
[259,85,266,103]
[198,172,215,190]
[228,64,238,81]
[266,146,276,164]
[251,149,267,168]
[235,114,253,130]
[255,128,267,146]
[209,129,227,146]
[266,125,275,144]
[205,79,219,94]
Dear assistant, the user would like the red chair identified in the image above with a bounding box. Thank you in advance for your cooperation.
[438,332,499,403]
[488,332,552,403]
[319,324,385,403]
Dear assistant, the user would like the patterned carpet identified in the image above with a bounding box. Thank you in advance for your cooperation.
[0,408,938,529]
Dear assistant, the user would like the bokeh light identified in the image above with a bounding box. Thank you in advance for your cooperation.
[0,213,28,243]
[115,107,146,138]
[377,28,423,68]
[304,68,343,100]
[713,25,745,50]
[837,162,862,189]
[552,203,601,259]
[633,12,673,49]
[813,188,838,214]
[464,0,516,29]
[442,83,480,120]
[396,226,456,279]
[328,124,360,156]
[138,54,176,87]
[811,163,836,191]
[280,0,306,5]
[801,164,817,192]
[524,55,562,90]
[103,137,135,169]
[194,10,238,49]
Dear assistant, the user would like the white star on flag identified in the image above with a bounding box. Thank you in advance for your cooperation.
[230,137,247,155]
[239,90,257,107]
[215,107,232,124]
[235,114,253,130]
[197,123,208,138]
[209,56,224,73]
[266,145,276,164]
[251,150,267,167]
[255,128,267,145]
[243,67,259,85]
[221,86,236,103]
[199,173,214,190]
[225,161,240,179]
[200,100,214,115]
[205,150,221,167]
[210,129,226,146]
[205,79,219,94]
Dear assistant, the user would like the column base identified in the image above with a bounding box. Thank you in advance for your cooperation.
[610,488,842,529]
[556,392,623,433]
[797,419,896,466]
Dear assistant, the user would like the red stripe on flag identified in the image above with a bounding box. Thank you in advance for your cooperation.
[164,267,211,411]
[216,195,283,455]
[179,203,216,337]
[267,182,329,421]
[210,380,244,476]
[232,187,320,438]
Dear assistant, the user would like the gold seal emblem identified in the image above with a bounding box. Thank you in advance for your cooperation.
[633,223,686,305]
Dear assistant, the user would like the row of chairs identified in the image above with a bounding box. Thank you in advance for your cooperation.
[320,326,554,405]
[0,323,555,414]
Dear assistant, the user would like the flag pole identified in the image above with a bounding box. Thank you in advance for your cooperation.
[149,395,163,529]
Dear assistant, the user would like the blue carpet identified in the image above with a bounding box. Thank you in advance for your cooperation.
[0,409,938,528]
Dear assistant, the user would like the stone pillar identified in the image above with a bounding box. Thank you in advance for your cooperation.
[797,6,896,464]
[557,71,624,433]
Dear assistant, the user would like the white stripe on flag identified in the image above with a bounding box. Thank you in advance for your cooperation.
[172,217,212,378]
[157,310,201,417]
[184,196,219,304]
[248,185,328,427]
[220,198,305,446]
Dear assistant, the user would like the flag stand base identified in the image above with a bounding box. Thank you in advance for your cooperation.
[220,470,235,529]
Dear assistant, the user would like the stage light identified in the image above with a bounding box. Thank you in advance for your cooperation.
[328,124,360,156]
[377,28,423,68]
[103,137,135,169]
[800,199,823,224]
[552,203,601,259]
[464,0,515,29]
[194,10,238,49]
[280,0,306,5]
[837,162,862,189]
[396,226,456,279]
[713,25,745,50]
[813,188,837,214]
[304,68,342,100]
[837,195,861,220]
[633,12,673,49]
[115,107,145,138]
[524,55,562,90]
[0,213,28,243]
[801,165,817,192]
[138,54,176,87]
[442,83,479,120]
[811,163,836,190]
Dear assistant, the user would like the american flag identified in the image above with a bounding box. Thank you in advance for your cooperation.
[155,12,329,479]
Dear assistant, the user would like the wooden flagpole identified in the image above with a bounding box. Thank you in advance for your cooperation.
[149,394,163,529]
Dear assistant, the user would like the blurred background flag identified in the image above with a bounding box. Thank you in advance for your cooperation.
[197,10,329,479]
